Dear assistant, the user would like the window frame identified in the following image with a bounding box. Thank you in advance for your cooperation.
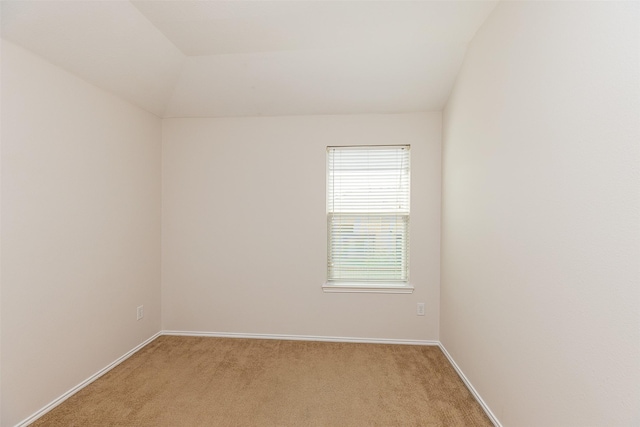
[323,145,414,294]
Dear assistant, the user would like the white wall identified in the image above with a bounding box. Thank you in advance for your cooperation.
[1,41,162,426]
[162,113,441,340]
[441,2,640,426]
[0,39,3,426]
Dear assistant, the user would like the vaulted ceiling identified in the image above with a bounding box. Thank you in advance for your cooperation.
[1,1,498,118]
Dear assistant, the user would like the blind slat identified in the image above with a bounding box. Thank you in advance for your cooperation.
[327,146,410,283]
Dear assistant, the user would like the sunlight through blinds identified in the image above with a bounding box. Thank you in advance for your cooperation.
[327,145,410,283]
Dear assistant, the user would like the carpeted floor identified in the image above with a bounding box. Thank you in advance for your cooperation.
[32,336,492,426]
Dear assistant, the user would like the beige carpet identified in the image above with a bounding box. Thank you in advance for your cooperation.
[32,336,492,426]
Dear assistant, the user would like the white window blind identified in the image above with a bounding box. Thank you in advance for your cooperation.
[327,145,410,283]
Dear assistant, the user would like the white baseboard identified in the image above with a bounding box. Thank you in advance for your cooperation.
[14,332,162,427]
[438,343,502,427]
[162,330,439,346]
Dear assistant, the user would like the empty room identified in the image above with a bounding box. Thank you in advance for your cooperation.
[1,1,638,426]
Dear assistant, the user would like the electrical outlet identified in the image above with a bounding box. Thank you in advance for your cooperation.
[137,305,144,321]
[416,303,425,316]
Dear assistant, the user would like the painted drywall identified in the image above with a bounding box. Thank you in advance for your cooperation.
[162,113,441,340]
[441,2,640,426]
[1,41,162,426]
[1,1,185,117]
[0,37,3,426]
[2,1,497,118]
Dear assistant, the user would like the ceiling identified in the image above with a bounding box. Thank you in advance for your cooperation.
[1,1,498,118]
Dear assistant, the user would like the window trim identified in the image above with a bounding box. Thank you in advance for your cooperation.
[325,144,413,294]
[322,282,414,294]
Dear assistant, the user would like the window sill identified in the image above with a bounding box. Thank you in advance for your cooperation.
[322,283,414,294]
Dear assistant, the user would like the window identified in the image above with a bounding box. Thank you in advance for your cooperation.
[324,145,412,293]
